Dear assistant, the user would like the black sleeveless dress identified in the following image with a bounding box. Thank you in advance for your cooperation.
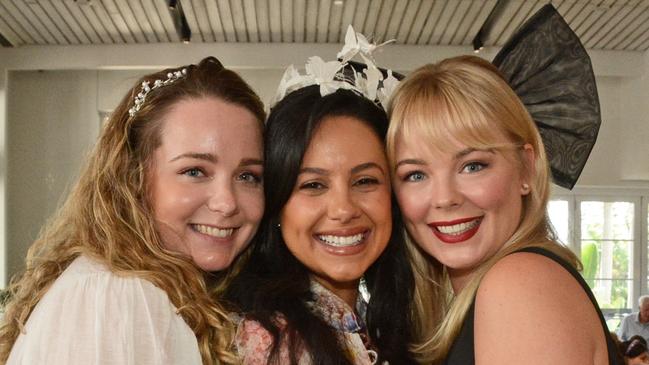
[443,246,622,364]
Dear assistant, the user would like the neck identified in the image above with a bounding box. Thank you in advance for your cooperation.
[336,287,359,308]
[313,277,359,308]
[448,267,475,294]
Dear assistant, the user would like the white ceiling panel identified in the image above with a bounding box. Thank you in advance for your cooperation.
[101,0,137,43]
[231,0,248,42]
[0,0,646,51]
[0,10,25,46]
[39,0,82,44]
[113,0,147,43]
[243,0,260,42]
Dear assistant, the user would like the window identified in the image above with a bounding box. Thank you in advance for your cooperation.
[548,199,571,247]
[580,201,634,314]
[548,189,649,332]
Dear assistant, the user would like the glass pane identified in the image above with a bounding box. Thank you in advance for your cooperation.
[548,200,570,246]
[589,279,633,310]
[604,311,628,333]
[581,201,634,240]
[581,240,632,281]
[580,201,635,316]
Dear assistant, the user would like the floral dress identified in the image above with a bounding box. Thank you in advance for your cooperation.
[235,280,381,364]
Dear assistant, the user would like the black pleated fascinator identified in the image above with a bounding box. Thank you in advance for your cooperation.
[493,4,601,189]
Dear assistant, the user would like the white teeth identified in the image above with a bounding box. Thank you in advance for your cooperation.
[193,224,234,238]
[436,219,480,236]
[317,233,364,247]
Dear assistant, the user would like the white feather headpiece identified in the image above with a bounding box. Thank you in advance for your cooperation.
[271,25,399,108]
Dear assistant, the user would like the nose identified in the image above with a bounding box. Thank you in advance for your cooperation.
[206,181,239,217]
[433,176,462,210]
[327,187,361,223]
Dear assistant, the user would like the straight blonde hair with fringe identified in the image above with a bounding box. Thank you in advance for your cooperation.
[386,55,580,363]
[0,57,265,365]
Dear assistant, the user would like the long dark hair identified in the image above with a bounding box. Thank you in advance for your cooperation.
[226,86,415,364]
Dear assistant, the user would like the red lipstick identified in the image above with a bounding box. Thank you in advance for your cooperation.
[428,216,483,244]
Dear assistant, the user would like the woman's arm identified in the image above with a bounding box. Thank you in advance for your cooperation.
[474,252,608,365]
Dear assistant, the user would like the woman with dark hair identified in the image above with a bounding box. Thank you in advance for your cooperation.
[226,73,414,363]
[0,57,265,364]
[621,336,649,365]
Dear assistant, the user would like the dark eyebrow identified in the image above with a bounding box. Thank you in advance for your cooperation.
[240,158,263,167]
[300,167,328,176]
[300,163,385,176]
[169,152,217,163]
[351,162,385,175]
[395,158,426,169]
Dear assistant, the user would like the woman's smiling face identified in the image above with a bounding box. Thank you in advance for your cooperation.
[149,96,264,272]
[393,133,532,291]
[280,116,392,301]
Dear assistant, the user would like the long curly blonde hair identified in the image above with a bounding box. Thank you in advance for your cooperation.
[387,56,580,363]
[0,57,265,364]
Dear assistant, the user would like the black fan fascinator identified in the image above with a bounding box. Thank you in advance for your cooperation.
[493,4,601,189]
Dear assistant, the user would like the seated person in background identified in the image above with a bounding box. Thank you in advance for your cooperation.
[621,336,649,365]
[619,296,649,342]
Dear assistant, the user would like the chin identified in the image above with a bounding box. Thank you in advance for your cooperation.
[326,270,364,285]
[194,258,232,272]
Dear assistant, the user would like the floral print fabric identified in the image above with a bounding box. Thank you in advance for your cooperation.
[235,279,379,364]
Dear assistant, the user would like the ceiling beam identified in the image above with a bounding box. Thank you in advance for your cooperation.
[168,0,191,43]
[472,0,511,52]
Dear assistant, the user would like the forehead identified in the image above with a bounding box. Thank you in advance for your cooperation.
[641,300,649,308]
[393,118,514,158]
[303,116,385,165]
[158,97,262,155]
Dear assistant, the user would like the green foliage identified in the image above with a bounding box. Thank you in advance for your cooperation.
[581,242,599,287]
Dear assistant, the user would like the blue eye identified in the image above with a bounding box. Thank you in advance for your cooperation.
[182,168,205,177]
[238,172,262,185]
[462,162,487,173]
[404,171,426,182]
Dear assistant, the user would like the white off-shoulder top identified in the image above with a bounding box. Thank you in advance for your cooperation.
[6,255,202,365]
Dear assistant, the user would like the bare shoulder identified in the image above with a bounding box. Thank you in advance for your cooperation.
[474,251,609,364]
[478,251,576,301]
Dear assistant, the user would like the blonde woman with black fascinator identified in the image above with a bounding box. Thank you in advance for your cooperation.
[0,57,265,364]
[387,5,621,365]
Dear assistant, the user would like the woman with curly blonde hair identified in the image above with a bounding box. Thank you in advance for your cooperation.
[0,56,265,364]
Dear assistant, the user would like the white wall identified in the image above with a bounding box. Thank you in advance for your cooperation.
[6,71,100,277]
[0,43,648,284]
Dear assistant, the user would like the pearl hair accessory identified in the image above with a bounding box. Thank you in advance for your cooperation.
[128,68,188,118]
[271,25,398,109]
